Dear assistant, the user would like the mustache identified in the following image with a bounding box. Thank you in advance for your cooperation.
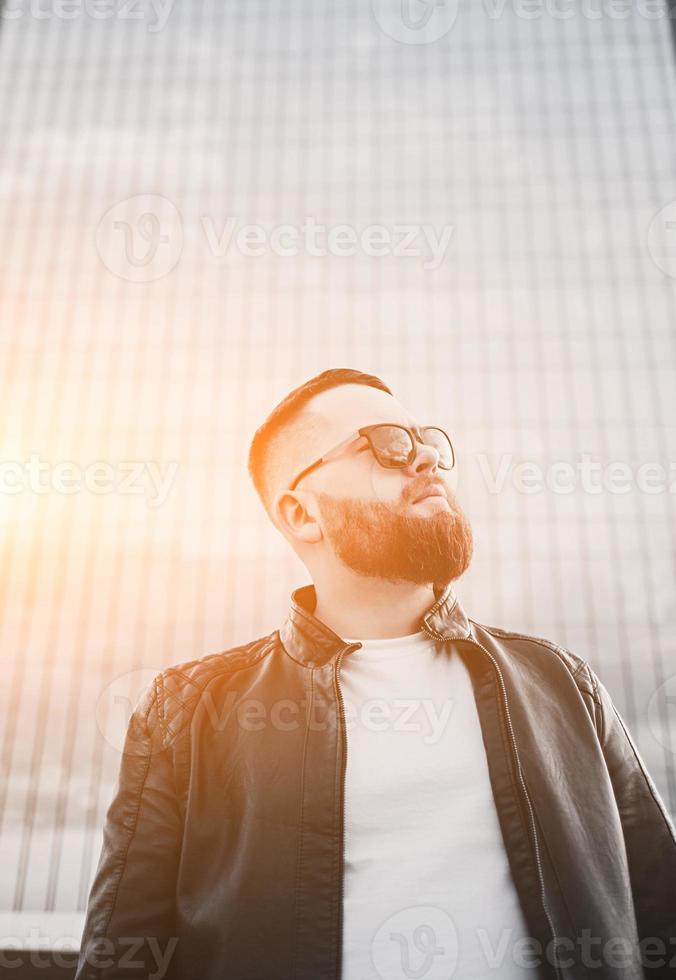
[403,477,450,504]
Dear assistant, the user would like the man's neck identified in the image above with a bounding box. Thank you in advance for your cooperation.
[312,577,436,640]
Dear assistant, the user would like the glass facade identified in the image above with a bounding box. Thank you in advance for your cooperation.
[1,0,675,940]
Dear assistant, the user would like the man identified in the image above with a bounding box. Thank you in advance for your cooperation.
[76,368,675,980]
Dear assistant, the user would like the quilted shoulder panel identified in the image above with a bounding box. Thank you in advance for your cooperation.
[147,633,278,748]
[471,620,588,677]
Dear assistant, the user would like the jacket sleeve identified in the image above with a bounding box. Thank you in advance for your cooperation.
[580,663,676,966]
[75,676,182,980]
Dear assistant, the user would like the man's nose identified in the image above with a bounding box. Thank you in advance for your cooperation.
[406,440,440,475]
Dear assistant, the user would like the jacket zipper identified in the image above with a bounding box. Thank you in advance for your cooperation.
[421,623,561,980]
[333,642,361,980]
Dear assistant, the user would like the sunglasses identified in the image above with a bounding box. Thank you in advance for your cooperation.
[289,423,455,491]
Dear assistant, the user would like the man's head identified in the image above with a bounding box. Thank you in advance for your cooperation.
[248,368,472,589]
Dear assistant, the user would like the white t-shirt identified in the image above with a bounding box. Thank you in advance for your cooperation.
[339,631,537,980]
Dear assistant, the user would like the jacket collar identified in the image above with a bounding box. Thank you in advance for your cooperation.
[279,582,471,668]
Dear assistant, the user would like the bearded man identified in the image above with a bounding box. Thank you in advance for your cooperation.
[76,368,675,980]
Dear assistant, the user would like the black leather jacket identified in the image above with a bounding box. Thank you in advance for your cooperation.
[76,585,676,980]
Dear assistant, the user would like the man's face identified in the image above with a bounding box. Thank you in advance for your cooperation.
[283,384,473,588]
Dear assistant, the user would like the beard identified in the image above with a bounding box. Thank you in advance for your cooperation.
[315,485,473,589]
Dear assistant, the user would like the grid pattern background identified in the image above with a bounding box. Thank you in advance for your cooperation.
[1,0,676,945]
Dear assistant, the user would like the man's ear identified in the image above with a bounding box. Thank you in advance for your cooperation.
[273,491,323,544]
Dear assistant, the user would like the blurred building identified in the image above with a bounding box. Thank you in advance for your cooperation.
[1,0,675,951]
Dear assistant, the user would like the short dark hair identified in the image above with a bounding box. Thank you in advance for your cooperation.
[248,367,392,508]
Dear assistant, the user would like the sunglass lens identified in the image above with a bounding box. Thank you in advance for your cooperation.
[368,426,414,467]
[422,428,455,469]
